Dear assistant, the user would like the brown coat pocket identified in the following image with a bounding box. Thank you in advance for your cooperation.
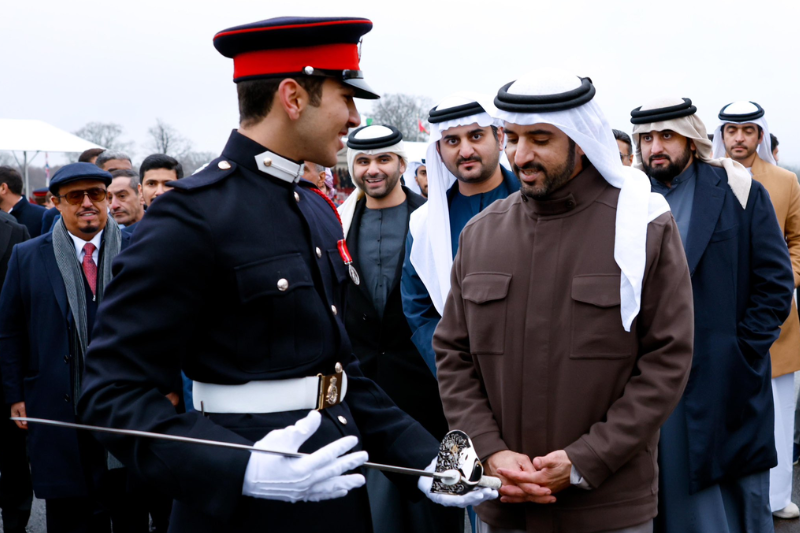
[571,274,633,359]
[462,272,512,355]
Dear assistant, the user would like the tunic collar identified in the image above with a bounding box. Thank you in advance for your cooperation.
[254,150,304,184]
[524,163,607,217]
[649,161,696,196]
[221,130,305,184]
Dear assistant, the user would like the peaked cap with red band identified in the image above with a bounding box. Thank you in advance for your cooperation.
[214,16,379,99]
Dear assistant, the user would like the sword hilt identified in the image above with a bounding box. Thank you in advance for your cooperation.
[478,475,502,489]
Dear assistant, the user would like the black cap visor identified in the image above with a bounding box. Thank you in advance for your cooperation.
[344,77,379,100]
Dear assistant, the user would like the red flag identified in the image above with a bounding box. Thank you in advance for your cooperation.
[418,119,429,134]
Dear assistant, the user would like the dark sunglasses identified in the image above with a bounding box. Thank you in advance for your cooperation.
[56,187,107,206]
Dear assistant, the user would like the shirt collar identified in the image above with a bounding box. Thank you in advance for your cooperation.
[221,130,304,184]
[68,229,103,260]
[8,196,24,214]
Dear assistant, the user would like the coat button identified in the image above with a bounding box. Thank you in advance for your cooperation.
[217,161,231,170]
[338,416,348,425]
[64,394,70,402]
[362,314,367,321]
[263,157,272,167]
[294,192,300,202]
[316,247,322,258]
[331,305,337,316]
[277,279,289,292]
[64,354,70,364]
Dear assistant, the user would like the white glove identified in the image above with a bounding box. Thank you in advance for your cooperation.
[242,410,367,503]
[418,458,499,508]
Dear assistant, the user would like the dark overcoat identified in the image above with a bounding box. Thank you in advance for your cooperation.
[344,188,449,439]
[0,211,29,407]
[10,197,46,238]
[0,228,131,498]
[679,160,793,492]
[77,131,438,533]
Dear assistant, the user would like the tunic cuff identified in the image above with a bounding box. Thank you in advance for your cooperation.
[471,431,509,462]
[565,438,613,489]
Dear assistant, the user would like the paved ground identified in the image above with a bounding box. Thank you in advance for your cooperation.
[3,476,800,533]
[774,464,800,531]
[0,496,44,533]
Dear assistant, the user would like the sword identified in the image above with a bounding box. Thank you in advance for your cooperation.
[12,417,501,490]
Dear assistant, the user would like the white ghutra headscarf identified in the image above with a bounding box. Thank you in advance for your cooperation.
[631,96,752,209]
[494,69,670,332]
[711,100,776,165]
[407,93,505,315]
[402,161,424,196]
[338,125,408,236]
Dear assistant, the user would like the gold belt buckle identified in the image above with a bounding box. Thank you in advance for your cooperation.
[316,362,344,410]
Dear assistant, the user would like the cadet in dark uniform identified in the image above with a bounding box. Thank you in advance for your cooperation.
[78,17,492,533]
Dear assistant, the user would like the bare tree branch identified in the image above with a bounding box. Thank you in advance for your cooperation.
[71,122,134,162]
[369,94,433,142]
[73,122,134,152]
[178,150,217,176]
[147,119,191,157]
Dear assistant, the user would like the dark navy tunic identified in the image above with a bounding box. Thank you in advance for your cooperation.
[78,131,437,532]
[401,167,520,376]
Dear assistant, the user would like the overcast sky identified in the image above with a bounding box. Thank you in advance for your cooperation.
[2,0,799,165]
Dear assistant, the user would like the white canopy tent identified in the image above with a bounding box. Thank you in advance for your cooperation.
[0,119,103,195]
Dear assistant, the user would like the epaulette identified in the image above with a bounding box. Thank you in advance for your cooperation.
[169,158,237,191]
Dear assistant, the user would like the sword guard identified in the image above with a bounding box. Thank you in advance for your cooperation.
[432,429,496,495]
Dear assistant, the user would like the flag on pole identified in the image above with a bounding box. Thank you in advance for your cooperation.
[366,117,374,126]
[418,119,429,134]
[45,153,50,185]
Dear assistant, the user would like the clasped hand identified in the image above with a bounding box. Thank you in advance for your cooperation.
[486,449,572,504]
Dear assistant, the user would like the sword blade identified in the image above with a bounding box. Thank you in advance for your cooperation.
[12,417,441,480]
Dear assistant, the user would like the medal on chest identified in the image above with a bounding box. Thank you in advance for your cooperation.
[306,185,361,286]
[337,239,360,285]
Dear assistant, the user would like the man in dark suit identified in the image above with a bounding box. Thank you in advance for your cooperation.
[631,97,794,532]
[0,211,31,533]
[0,166,47,238]
[339,125,462,533]
[77,17,494,533]
[0,163,143,533]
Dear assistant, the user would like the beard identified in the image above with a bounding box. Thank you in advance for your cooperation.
[447,150,501,184]
[515,140,578,199]
[726,141,758,163]
[643,144,693,184]
[353,165,402,200]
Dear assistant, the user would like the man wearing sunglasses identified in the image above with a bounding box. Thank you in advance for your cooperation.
[0,163,148,533]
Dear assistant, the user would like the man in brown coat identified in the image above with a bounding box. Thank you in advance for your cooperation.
[713,101,800,518]
[434,69,695,533]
